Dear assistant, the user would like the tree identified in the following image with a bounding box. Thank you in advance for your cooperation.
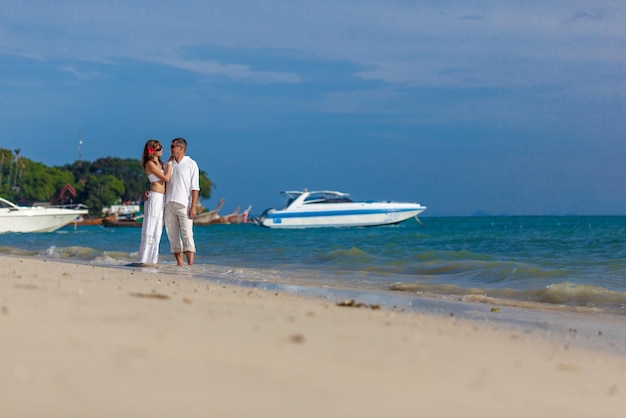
[90,157,147,202]
[65,157,214,202]
[81,174,125,214]
[18,161,76,203]
[199,169,213,200]
[0,149,76,204]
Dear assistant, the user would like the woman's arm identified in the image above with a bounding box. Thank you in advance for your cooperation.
[146,160,172,182]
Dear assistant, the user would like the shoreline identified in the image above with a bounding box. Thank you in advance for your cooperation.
[19,253,626,355]
[2,255,626,417]
[99,255,626,355]
[192,267,626,355]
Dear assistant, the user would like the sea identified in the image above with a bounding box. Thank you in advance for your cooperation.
[2,215,626,317]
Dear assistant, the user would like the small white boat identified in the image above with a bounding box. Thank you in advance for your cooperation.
[0,197,88,233]
[257,190,426,229]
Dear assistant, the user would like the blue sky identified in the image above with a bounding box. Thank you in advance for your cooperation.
[1,1,625,216]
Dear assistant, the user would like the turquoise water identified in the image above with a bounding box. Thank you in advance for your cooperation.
[2,216,626,314]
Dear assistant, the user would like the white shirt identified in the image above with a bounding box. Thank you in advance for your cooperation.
[165,156,200,209]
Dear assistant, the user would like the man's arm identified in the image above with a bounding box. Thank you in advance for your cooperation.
[189,190,199,219]
[188,160,201,219]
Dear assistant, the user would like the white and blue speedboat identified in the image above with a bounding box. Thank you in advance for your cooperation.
[257,190,426,229]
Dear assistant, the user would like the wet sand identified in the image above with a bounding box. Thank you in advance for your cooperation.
[1,255,625,417]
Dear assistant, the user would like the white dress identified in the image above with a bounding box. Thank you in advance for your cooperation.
[137,173,165,264]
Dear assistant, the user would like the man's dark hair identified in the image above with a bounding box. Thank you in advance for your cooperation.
[172,137,187,150]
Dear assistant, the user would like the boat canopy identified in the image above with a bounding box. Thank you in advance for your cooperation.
[280,190,353,206]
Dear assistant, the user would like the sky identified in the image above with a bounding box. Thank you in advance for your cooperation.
[1,1,625,216]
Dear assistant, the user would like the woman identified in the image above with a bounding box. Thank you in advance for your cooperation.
[137,139,173,265]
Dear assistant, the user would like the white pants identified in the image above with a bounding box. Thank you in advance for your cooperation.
[164,201,196,254]
[137,191,164,264]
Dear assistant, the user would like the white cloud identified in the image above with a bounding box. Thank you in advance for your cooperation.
[160,58,302,84]
[58,66,101,81]
[1,0,625,90]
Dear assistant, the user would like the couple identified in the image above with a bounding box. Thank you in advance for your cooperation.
[136,137,200,267]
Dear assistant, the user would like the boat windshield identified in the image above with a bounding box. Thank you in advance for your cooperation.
[303,193,353,204]
[0,198,19,209]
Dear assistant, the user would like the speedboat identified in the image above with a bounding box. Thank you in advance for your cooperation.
[0,197,88,233]
[257,190,426,229]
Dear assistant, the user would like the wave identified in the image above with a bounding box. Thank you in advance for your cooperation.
[533,282,626,307]
[0,246,41,256]
[307,247,571,287]
[389,280,626,313]
[0,244,135,265]
[311,247,376,264]
[42,245,103,259]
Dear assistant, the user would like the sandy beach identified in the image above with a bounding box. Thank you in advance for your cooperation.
[1,255,625,417]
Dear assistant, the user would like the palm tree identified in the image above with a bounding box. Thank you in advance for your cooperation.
[13,148,21,189]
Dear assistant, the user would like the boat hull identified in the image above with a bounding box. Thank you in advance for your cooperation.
[261,204,425,229]
[102,219,143,228]
[0,207,88,233]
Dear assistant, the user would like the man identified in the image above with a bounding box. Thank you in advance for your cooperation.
[164,137,200,266]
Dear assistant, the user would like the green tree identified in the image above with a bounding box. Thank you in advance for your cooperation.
[18,162,76,203]
[199,169,213,200]
[81,174,125,214]
[64,157,146,203]
[90,157,147,202]
[65,157,214,201]
[0,149,76,204]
